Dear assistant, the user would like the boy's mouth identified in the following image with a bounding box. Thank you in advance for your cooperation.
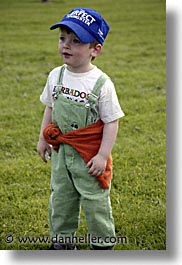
[62,52,72,57]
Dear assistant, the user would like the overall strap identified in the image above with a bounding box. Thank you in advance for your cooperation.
[88,73,109,104]
[58,64,66,85]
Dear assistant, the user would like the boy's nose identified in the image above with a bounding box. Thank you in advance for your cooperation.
[63,40,71,49]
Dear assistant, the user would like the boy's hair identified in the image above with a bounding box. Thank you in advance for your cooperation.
[60,25,72,35]
[60,25,100,61]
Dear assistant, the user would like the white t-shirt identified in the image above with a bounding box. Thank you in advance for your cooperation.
[40,65,124,123]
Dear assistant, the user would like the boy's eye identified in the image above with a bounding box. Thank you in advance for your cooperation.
[59,35,81,45]
[59,36,65,42]
[73,38,81,44]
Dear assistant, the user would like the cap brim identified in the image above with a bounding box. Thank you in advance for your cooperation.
[50,21,96,44]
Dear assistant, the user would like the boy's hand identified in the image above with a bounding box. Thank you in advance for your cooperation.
[37,139,51,163]
[86,154,107,177]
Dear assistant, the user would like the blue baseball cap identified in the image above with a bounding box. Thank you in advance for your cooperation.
[50,8,110,45]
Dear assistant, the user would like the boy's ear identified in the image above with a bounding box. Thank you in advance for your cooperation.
[91,44,102,58]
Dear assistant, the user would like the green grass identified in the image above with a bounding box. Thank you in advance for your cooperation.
[0,0,166,250]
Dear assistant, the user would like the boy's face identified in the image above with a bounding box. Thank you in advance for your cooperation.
[58,29,102,72]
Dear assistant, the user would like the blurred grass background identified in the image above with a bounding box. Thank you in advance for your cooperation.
[0,0,166,250]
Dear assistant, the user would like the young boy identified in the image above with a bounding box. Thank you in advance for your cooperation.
[37,8,124,250]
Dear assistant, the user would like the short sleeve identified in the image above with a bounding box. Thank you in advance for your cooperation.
[98,79,125,123]
[40,74,53,107]
[40,67,61,107]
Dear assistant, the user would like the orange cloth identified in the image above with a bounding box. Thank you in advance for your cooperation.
[43,120,112,189]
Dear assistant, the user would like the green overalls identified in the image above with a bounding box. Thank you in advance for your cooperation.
[49,65,115,247]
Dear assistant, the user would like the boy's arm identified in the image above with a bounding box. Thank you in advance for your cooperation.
[86,119,119,177]
[37,106,52,162]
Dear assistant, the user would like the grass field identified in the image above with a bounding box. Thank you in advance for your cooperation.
[0,0,166,250]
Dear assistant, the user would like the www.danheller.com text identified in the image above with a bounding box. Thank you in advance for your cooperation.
[4,233,128,245]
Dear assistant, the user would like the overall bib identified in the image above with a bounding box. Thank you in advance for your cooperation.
[49,65,115,247]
